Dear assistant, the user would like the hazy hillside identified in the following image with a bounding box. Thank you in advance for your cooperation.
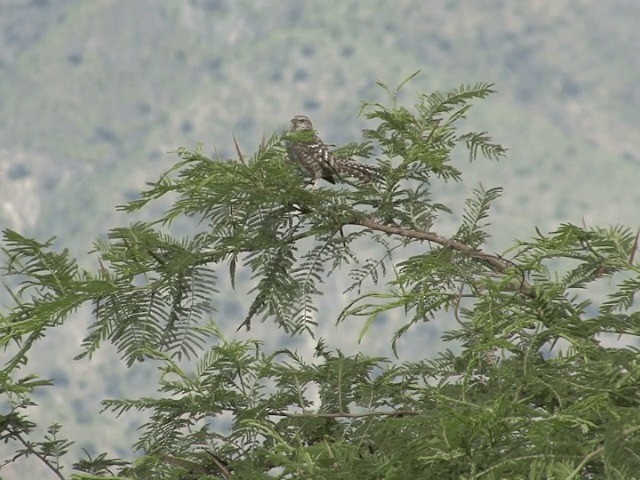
[1,0,639,476]
[2,1,639,247]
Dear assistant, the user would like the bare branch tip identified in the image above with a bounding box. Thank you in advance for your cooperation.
[232,133,245,164]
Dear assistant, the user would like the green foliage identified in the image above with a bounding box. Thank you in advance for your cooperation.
[2,77,640,478]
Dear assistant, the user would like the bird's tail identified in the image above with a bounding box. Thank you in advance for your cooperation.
[338,160,380,183]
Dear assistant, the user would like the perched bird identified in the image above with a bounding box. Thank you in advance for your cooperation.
[286,115,378,187]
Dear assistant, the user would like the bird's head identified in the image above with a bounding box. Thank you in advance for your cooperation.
[290,115,314,132]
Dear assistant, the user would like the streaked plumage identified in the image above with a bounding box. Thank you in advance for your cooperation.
[286,115,377,187]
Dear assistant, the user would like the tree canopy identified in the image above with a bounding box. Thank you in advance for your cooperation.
[2,78,640,479]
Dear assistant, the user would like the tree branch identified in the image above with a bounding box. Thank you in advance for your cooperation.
[351,217,533,295]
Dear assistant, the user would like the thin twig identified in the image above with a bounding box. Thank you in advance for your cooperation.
[12,429,65,480]
[232,133,245,165]
[267,409,418,418]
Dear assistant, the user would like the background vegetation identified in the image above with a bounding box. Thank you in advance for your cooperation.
[4,82,640,478]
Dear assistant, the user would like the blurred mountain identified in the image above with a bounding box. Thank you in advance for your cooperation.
[1,0,638,249]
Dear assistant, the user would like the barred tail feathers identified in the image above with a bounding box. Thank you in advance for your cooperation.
[337,160,379,182]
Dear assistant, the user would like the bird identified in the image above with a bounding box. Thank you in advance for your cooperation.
[286,115,378,187]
